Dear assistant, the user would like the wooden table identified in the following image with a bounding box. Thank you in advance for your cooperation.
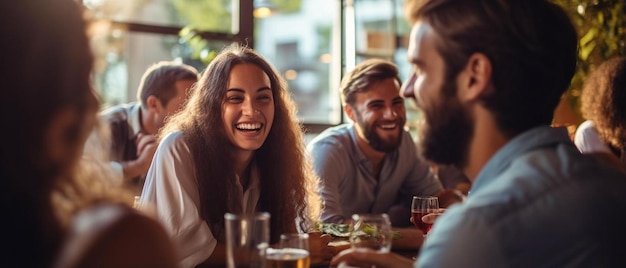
[311,238,419,267]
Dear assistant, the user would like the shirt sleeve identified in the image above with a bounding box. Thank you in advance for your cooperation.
[574,120,612,154]
[416,206,506,268]
[139,132,216,268]
[307,137,349,223]
[108,161,124,186]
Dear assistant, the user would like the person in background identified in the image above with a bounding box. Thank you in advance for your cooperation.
[331,0,626,267]
[307,59,464,245]
[574,56,626,170]
[0,1,177,267]
[99,61,198,194]
[139,43,334,267]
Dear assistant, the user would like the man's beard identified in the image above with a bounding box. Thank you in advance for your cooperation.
[355,113,405,153]
[417,82,473,168]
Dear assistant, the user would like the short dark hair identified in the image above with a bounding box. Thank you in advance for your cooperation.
[137,61,199,108]
[340,58,402,106]
[405,0,578,136]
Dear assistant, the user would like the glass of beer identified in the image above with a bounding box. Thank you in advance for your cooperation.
[411,196,439,237]
[266,233,311,268]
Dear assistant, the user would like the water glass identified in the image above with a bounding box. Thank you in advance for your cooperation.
[225,212,270,268]
[349,213,392,253]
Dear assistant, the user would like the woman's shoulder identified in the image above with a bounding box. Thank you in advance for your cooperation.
[55,203,178,268]
[161,130,185,144]
[574,120,611,154]
[159,130,192,152]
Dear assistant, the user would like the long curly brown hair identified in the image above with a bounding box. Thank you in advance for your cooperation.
[581,57,626,155]
[159,43,321,243]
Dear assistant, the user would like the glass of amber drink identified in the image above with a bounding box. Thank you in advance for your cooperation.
[266,233,311,268]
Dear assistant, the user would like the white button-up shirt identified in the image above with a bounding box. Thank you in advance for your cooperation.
[139,131,261,268]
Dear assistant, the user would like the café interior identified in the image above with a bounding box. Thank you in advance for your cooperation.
[5,0,625,267]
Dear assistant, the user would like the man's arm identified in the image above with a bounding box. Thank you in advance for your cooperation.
[391,227,424,249]
[417,206,506,268]
[307,139,349,223]
[120,133,157,180]
[331,248,414,268]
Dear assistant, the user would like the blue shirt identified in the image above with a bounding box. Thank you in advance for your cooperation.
[307,124,442,225]
[417,126,626,268]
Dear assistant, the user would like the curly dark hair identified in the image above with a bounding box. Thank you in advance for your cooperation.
[581,57,626,153]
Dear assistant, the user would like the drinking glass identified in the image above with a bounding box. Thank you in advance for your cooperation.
[349,213,392,253]
[225,212,270,268]
[266,233,311,268]
[411,196,439,237]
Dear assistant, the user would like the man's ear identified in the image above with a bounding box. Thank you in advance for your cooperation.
[457,52,492,102]
[344,104,356,122]
[146,95,163,113]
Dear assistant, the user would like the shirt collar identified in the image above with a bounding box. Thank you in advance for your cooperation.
[236,161,260,213]
[470,126,572,195]
[128,103,143,138]
[349,124,369,164]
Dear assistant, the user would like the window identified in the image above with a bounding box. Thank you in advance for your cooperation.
[350,0,419,137]
[83,0,414,135]
[254,0,342,127]
[83,0,251,109]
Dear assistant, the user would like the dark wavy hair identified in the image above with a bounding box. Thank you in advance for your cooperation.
[160,43,321,243]
[581,57,626,153]
[404,0,578,137]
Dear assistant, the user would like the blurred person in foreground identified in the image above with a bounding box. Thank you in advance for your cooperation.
[0,1,177,267]
[307,59,466,248]
[139,43,334,267]
[574,56,626,170]
[331,0,626,267]
[99,61,198,194]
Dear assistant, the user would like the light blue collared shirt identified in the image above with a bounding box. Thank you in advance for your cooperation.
[417,126,626,268]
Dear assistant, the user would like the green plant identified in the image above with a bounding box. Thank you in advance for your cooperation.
[178,26,218,64]
[552,0,626,118]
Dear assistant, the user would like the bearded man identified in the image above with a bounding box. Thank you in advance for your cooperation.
[331,0,626,267]
[307,59,464,250]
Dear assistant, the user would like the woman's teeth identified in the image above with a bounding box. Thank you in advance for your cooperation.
[236,123,262,130]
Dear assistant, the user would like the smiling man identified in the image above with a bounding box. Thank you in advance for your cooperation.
[330,0,626,267]
[307,59,464,248]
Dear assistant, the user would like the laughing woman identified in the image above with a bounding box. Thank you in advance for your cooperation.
[139,43,334,267]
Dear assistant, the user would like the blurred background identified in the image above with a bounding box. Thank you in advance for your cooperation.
[81,0,626,140]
